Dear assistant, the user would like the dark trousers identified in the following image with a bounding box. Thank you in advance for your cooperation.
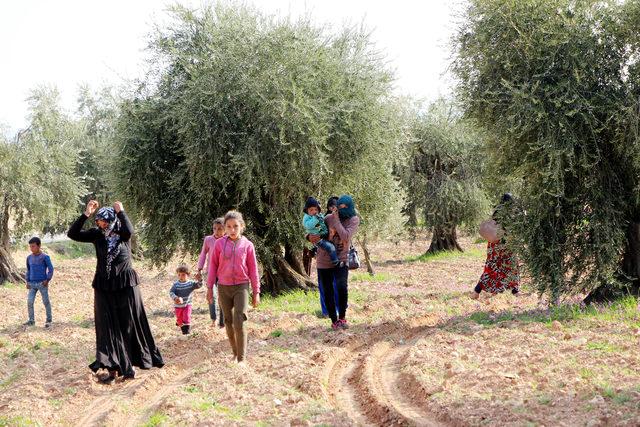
[317,266,349,323]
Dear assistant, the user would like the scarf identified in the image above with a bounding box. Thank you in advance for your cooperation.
[337,195,357,219]
[95,207,121,278]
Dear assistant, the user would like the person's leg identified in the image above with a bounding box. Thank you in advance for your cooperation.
[217,284,225,327]
[175,307,183,327]
[40,284,52,323]
[317,273,329,316]
[217,285,237,358]
[317,239,340,266]
[318,269,338,324]
[334,266,349,321]
[208,288,217,323]
[183,305,192,334]
[232,284,249,362]
[27,283,38,323]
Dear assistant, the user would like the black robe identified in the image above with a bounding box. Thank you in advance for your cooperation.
[67,211,164,376]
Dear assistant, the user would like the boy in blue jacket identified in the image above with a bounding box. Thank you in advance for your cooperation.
[302,197,343,267]
[24,237,54,328]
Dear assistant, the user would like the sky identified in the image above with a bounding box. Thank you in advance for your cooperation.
[0,0,464,134]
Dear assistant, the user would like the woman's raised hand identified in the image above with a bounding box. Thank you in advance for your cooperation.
[113,201,124,213]
[85,200,99,217]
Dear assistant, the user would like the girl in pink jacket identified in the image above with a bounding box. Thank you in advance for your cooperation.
[207,211,260,363]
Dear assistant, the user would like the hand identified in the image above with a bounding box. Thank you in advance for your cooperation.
[330,206,338,214]
[26,283,30,290]
[195,271,202,282]
[42,280,49,287]
[85,200,99,217]
[206,288,214,305]
[113,201,124,213]
[174,297,182,304]
[308,234,321,244]
[252,292,260,308]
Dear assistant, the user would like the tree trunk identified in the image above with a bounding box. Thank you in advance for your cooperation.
[584,221,640,304]
[0,246,24,285]
[130,233,144,260]
[284,244,306,276]
[1,201,10,251]
[302,247,313,276]
[357,235,375,276]
[427,226,463,254]
[262,254,316,295]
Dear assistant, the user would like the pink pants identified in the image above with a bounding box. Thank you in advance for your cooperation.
[175,305,192,326]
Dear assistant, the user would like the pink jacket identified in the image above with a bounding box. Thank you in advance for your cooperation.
[207,235,260,294]
[197,235,219,271]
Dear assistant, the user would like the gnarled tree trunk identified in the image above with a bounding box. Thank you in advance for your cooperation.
[262,244,316,295]
[427,225,463,254]
[357,235,375,276]
[0,205,23,284]
[584,221,640,304]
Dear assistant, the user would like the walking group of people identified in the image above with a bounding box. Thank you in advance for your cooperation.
[21,192,516,384]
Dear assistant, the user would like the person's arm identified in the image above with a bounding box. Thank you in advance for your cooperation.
[193,280,203,290]
[196,237,209,271]
[169,283,179,301]
[246,242,260,296]
[25,257,31,288]
[207,240,221,289]
[117,211,134,242]
[44,255,54,285]
[326,214,359,242]
[303,215,320,231]
[67,214,98,243]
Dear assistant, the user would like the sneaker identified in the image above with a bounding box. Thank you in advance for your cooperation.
[44,322,52,329]
[23,320,35,326]
[337,319,349,330]
[331,321,340,330]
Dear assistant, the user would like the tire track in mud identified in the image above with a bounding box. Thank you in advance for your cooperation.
[323,316,447,426]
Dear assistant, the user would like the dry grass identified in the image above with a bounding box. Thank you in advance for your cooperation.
[0,235,638,426]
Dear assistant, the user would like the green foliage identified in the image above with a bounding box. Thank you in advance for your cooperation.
[114,4,404,284]
[453,0,640,297]
[75,85,120,205]
[396,100,489,237]
[0,86,86,241]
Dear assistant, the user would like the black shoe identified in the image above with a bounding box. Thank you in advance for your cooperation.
[98,371,116,385]
[181,325,191,335]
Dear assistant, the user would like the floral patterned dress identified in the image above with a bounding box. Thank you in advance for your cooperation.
[476,241,520,294]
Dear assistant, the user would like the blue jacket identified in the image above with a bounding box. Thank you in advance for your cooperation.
[303,213,328,236]
[26,253,54,283]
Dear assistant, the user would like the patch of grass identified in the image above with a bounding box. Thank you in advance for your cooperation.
[349,271,395,283]
[184,385,201,393]
[537,394,553,405]
[405,247,485,263]
[64,387,77,396]
[45,241,94,259]
[579,368,595,380]
[0,416,39,426]
[193,397,222,412]
[0,372,20,389]
[260,288,365,315]
[613,393,632,405]
[49,398,63,409]
[141,412,168,427]
[71,315,94,328]
[9,346,23,359]
[31,340,63,354]
[587,341,619,353]
[269,329,283,338]
[468,296,640,327]
[473,237,487,244]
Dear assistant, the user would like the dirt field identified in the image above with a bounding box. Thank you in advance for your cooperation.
[1,236,639,426]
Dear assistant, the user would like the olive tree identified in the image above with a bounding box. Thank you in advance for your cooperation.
[0,86,86,283]
[114,4,403,294]
[397,100,488,254]
[453,0,640,302]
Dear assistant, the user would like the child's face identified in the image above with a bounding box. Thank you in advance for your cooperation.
[96,219,109,230]
[177,271,189,282]
[225,219,243,240]
[307,206,319,216]
[29,243,41,254]
[213,223,225,238]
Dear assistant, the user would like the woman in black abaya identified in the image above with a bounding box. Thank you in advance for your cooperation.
[67,200,164,384]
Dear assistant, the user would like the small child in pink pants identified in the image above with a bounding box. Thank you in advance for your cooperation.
[169,264,202,334]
